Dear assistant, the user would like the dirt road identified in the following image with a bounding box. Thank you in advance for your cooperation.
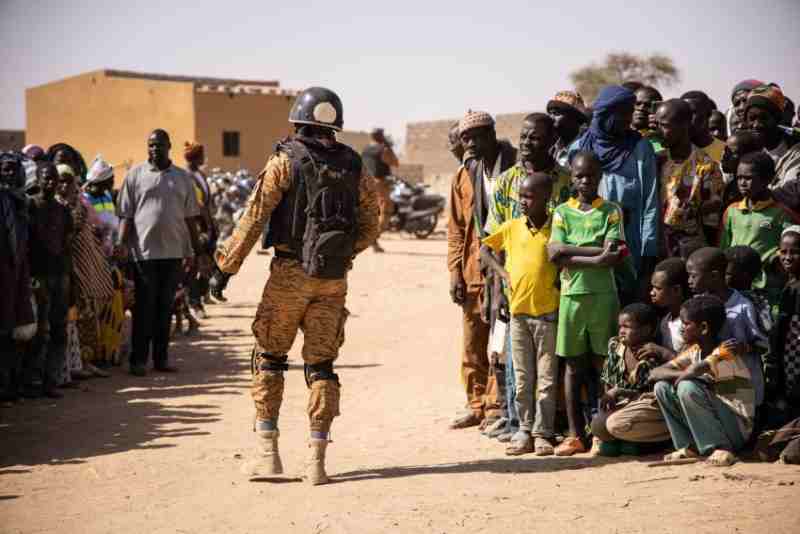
[2,233,799,534]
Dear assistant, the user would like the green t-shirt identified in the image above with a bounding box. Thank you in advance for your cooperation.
[550,197,624,296]
[720,199,795,264]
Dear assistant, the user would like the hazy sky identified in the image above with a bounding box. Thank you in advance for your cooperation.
[2,0,799,148]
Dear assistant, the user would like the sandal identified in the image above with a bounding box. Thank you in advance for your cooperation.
[663,447,699,462]
[707,449,737,467]
[534,437,554,456]
[506,435,533,456]
[554,437,586,456]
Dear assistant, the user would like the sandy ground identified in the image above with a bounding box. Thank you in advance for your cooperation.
[2,232,800,534]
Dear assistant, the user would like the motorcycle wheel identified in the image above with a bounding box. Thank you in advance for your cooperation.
[413,215,437,239]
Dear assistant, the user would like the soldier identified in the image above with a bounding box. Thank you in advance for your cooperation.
[361,127,399,253]
[211,87,380,485]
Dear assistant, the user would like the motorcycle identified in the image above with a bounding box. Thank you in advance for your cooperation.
[387,176,446,239]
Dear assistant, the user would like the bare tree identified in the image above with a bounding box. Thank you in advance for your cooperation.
[570,52,680,105]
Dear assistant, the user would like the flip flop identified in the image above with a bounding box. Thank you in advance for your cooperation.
[707,449,737,467]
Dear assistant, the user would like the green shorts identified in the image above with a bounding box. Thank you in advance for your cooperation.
[556,293,619,358]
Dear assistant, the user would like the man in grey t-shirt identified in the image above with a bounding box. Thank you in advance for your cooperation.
[117,129,201,376]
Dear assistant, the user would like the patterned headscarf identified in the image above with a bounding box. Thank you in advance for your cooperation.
[574,85,641,173]
[22,144,45,161]
[458,110,495,135]
[745,84,786,121]
[86,154,114,185]
[731,79,763,103]
[547,90,588,123]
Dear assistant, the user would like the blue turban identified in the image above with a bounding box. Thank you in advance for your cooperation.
[574,85,641,173]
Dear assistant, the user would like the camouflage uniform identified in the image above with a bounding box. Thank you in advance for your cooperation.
[217,151,380,433]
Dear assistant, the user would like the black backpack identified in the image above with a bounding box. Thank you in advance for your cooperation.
[269,138,361,279]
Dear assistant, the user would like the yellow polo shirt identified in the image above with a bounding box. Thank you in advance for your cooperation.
[482,216,559,317]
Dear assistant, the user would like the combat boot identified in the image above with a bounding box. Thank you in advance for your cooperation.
[242,430,283,477]
[305,438,330,485]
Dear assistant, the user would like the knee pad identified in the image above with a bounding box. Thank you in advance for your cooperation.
[304,361,339,388]
[251,348,289,375]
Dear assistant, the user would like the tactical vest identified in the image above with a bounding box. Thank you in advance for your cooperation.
[264,137,362,279]
[361,144,390,178]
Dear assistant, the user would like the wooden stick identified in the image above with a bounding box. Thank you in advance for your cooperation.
[646,458,701,467]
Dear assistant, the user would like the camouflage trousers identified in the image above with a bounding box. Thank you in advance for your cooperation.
[251,257,348,433]
[374,177,394,234]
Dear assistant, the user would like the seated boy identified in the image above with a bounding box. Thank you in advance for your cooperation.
[720,152,800,299]
[647,257,689,356]
[547,151,626,456]
[482,173,559,456]
[724,246,773,357]
[591,303,670,456]
[651,295,755,466]
[686,247,768,408]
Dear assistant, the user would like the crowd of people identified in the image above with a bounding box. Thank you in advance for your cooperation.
[3,77,800,470]
[0,133,224,399]
[447,80,800,465]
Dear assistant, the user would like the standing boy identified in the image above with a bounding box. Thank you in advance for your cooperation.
[482,173,560,456]
[720,151,800,297]
[548,151,625,456]
[644,257,689,357]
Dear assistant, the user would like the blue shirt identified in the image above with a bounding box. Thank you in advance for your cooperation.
[719,289,768,406]
[568,138,659,270]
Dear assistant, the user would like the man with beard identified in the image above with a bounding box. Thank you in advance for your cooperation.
[632,86,665,158]
[447,110,516,429]
[744,85,800,212]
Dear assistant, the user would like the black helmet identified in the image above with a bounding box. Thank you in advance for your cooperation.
[289,87,344,132]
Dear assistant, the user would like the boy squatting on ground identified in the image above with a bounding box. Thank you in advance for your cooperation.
[650,295,755,466]
[590,303,671,456]
[481,172,559,456]
[547,150,627,456]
